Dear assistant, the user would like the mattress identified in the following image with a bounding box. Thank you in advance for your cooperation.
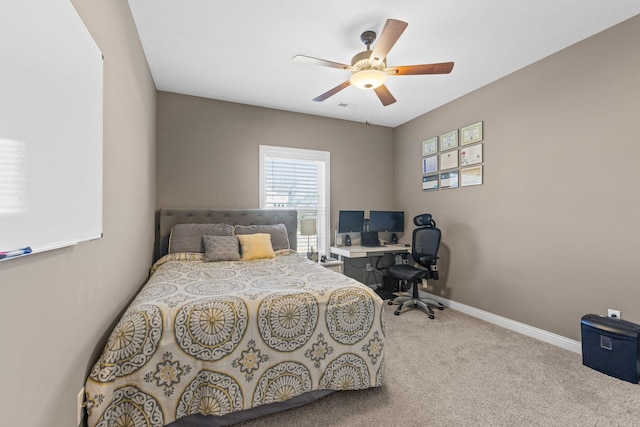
[85,251,386,426]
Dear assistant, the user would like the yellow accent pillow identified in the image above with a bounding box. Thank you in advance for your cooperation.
[237,233,276,260]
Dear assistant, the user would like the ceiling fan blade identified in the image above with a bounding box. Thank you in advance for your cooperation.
[293,54,353,70]
[370,19,408,67]
[373,84,397,106]
[313,81,351,102]
[386,62,455,75]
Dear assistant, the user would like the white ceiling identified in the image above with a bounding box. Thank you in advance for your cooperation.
[127,0,640,128]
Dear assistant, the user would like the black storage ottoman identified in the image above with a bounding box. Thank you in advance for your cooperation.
[581,314,640,383]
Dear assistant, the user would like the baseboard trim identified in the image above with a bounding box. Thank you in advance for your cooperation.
[420,290,582,354]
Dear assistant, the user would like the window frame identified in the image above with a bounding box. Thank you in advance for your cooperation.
[259,145,330,254]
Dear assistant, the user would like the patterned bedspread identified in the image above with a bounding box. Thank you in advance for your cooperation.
[86,251,386,427]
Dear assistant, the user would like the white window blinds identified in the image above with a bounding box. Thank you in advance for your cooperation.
[259,146,330,254]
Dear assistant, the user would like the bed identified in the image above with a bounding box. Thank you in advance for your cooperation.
[85,209,386,427]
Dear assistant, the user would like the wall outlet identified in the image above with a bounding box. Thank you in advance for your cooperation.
[608,309,621,319]
[77,387,85,425]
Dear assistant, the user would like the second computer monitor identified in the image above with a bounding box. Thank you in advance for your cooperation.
[368,211,404,233]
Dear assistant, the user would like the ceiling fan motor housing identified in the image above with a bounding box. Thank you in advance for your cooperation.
[350,49,387,89]
[351,50,386,71]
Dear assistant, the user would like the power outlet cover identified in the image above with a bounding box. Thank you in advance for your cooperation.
[608,309,621,319]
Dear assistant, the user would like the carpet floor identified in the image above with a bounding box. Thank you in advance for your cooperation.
[235,303,640,426]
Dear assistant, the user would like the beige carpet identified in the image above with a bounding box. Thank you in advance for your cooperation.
[236,304,640,427]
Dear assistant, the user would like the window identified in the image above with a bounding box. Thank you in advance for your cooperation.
[260,145,330,254]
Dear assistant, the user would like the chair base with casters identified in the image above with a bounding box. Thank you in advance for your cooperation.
[387,265,444,318]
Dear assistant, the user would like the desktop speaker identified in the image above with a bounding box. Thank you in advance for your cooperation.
[344,234,351,246]
[390,233,398,244]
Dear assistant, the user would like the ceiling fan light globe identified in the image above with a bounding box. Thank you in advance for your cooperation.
[349,69,386,90]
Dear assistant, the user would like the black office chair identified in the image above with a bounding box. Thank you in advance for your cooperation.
[387,214,444,319]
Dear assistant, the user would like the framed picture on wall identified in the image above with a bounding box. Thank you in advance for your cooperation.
[440,130,458,151]
[461,121,483,145]
[421,137,438,156]
[422,155,438,174]
[422,174,438,191]
[460,143,483,166]
[440,150,459,170]
[461,165,483,186]
[440,170,459,189]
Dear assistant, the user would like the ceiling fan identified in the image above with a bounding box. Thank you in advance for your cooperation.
[293,19,454,106]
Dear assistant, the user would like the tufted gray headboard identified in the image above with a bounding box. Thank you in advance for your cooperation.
[156,208,298,261]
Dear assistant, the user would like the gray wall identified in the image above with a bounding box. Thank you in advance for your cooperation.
[0,1,157,426]
[157,92,396,231]
[394,15,640,340]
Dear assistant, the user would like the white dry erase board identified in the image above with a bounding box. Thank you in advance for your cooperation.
[0,0,103,256]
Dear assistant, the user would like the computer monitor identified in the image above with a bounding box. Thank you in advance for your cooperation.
[337,210,365,233]
[368,211,405,233]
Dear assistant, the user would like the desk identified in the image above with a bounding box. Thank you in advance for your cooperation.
[330,244,410,288]
[330,244,410,259]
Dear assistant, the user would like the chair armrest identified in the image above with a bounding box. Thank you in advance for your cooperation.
[418,255,436,264]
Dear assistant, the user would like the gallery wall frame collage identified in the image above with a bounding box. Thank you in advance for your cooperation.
[421,121,484,191]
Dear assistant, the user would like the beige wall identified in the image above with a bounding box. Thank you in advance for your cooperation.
[157,16,640,342]
[0,1,156,426]
[157,92,396,230]
[394,15,640,340]
[2,7,634,425]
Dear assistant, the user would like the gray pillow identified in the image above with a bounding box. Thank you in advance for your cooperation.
[203,235,241,262]
[234,224,290,251]
[169,223,234,253]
